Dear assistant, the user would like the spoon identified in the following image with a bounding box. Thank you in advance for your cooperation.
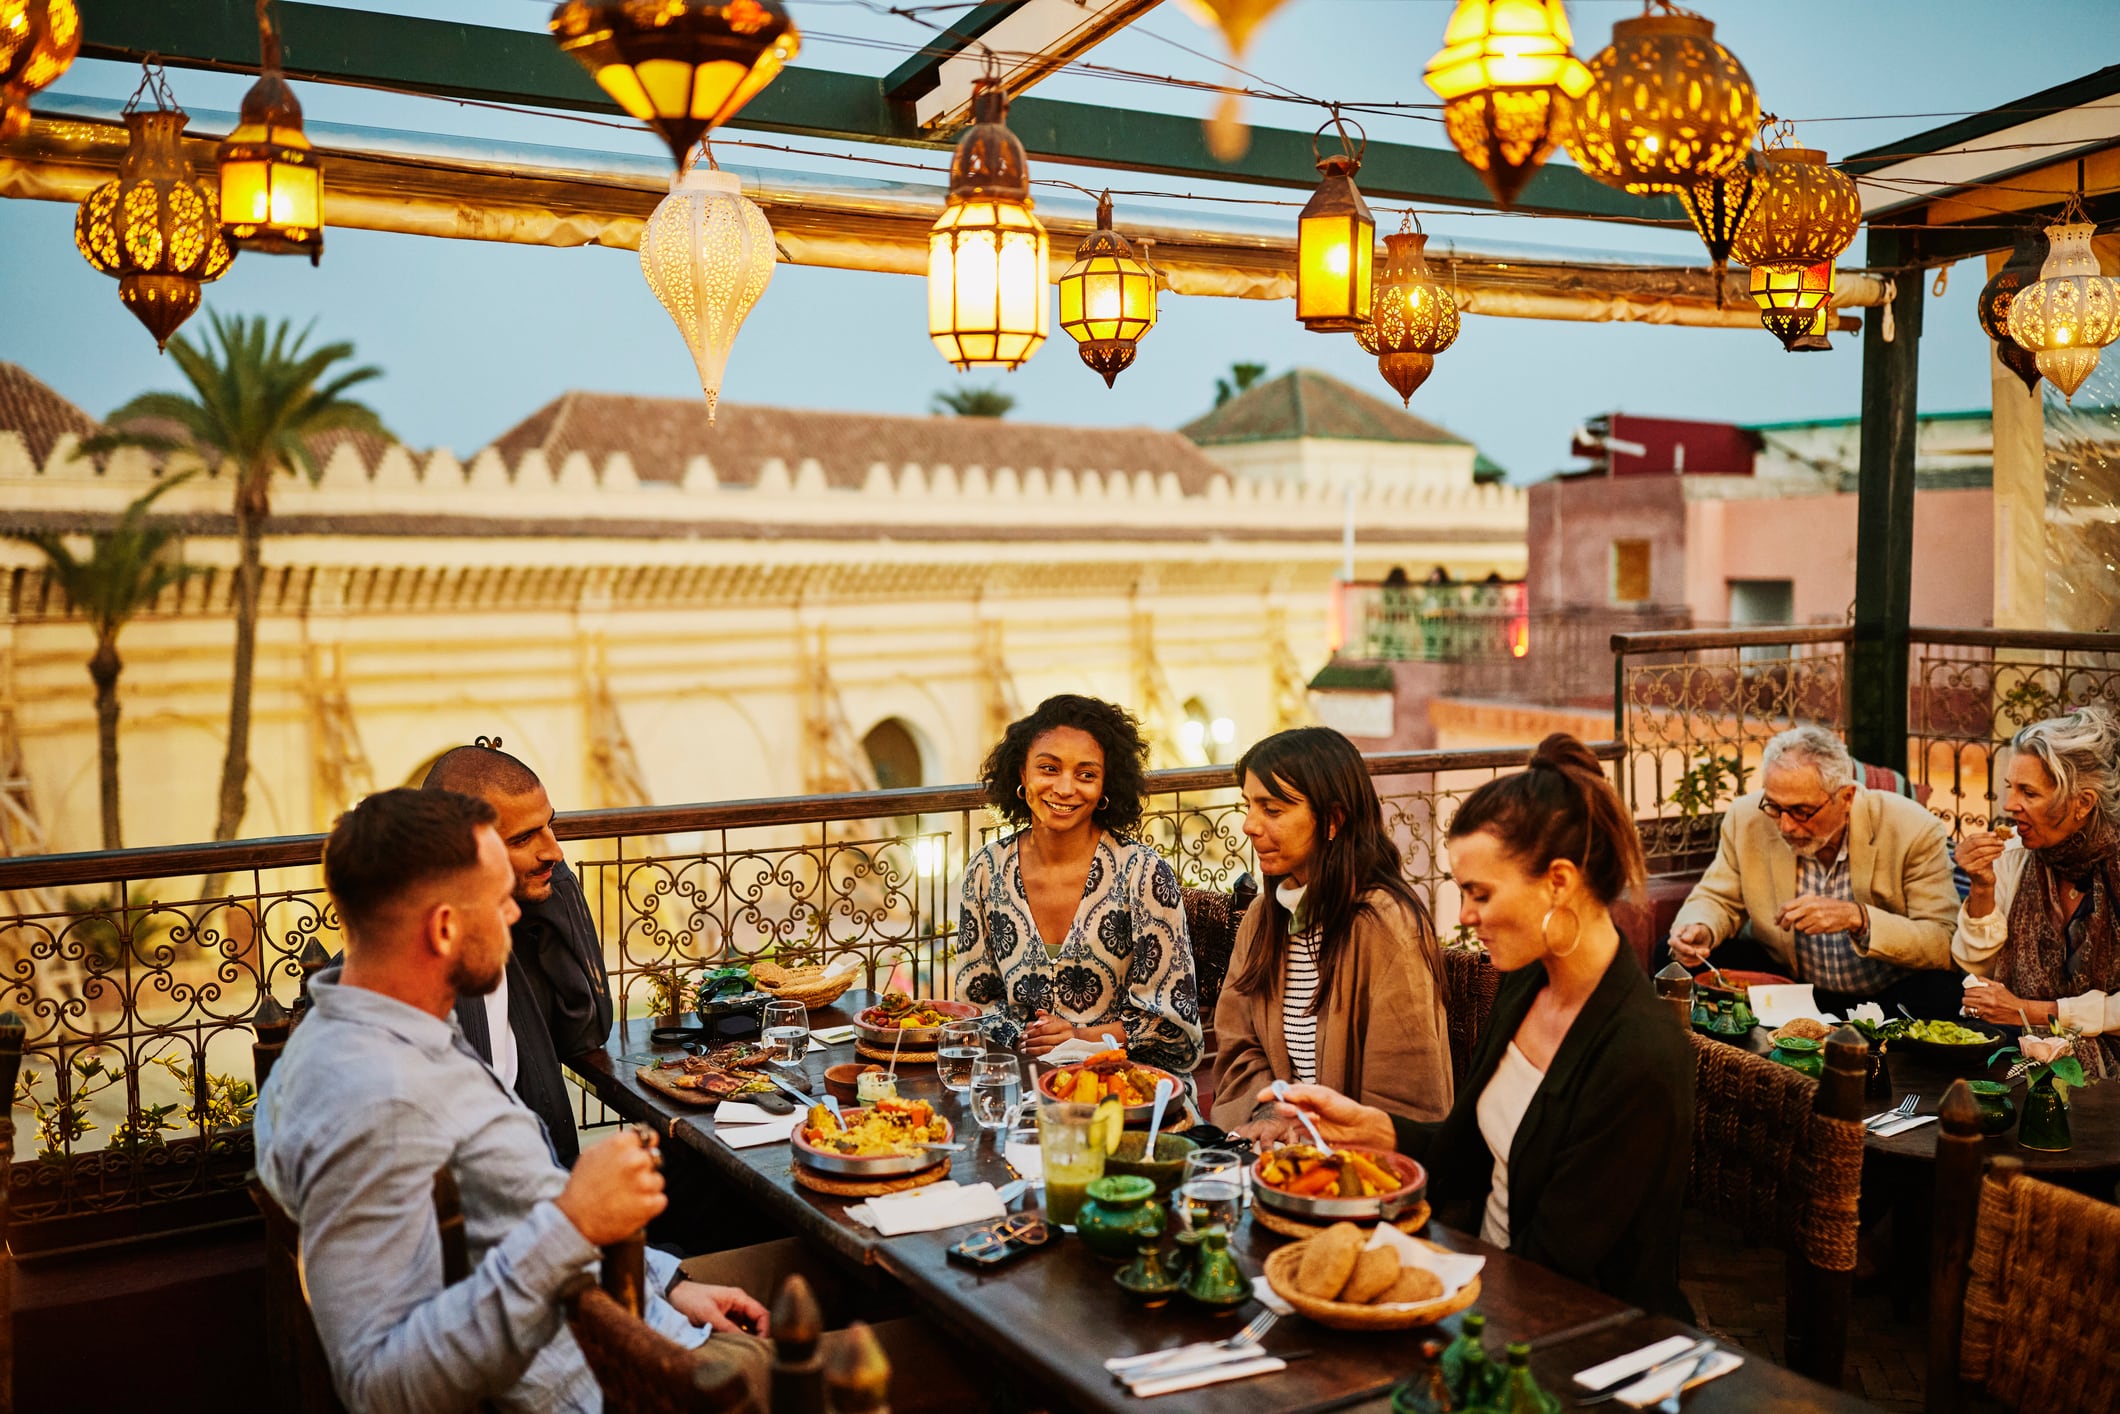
[1145,1078,1175,1159]
[1270,1079,1329,1150]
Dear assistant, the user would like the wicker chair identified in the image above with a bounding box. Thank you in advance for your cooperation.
[1438,947,1499,1086]
[1685,1027,1867,1387]
[0,1012,23,1414]
[1927,1082,2120,1414]
[1181,874,1258,1100]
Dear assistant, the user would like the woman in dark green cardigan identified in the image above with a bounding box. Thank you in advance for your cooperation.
[1265,734,1694,1319]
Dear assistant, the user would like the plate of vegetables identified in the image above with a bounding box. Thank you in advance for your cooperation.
[1253,1144,1427,1223]
[852,992,982,1047]
[1893,1017,2008,1073]
[791,1098,955,1177]
[1036,1050,1180,1123]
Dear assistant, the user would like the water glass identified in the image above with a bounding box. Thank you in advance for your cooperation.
[1175,1147,1246,1234]
[970,1054,1021,1130]
[761,1000,809,1070]
[937,1018,983,1095]
[1003,1118,1043,1186]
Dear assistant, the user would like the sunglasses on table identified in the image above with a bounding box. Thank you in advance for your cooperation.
[947,1213,1050,1267]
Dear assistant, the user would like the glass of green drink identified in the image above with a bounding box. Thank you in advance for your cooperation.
[1037,1099,1107,1231]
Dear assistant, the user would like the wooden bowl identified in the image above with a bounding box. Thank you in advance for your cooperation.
[1263,1240,1480,1332]
[823,1062,883,1102]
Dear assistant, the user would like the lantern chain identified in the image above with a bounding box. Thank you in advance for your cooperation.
[123,58,180,117]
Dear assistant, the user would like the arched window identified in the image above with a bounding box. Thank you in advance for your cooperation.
[861,718,926,791]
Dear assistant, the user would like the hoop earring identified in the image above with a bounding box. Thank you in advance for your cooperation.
[1541,906,1582,959]
[1094,798,1108,814]
[1017,785,1028,802]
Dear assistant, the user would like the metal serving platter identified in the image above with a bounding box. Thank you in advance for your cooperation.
[790,1107,957,1178]
[850,998,982,1049]
[1035,1062,1181,1126]
[1251,1147,1428,1223]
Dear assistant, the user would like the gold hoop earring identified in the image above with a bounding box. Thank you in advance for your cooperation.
[1017,785,1028,802]
[1541,905,1582,959]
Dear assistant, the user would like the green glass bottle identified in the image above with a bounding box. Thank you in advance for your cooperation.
[1497,1341,1559,1414]
[1389,1340,1455,1414]
[1458,1344,1504,1409]
[1439,1313,1489,1405]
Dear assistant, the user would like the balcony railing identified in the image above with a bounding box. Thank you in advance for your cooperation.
[0,743,1615,1251]
[1336,580,1529,663]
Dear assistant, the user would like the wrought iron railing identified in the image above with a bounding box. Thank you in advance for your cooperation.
[1336,579,1528,663]
[0,742,1615,1248]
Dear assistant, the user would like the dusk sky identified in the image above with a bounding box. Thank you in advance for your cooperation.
[6,0,2119,482]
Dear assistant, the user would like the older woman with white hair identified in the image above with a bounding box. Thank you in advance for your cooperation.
[1955,706,2120,1074]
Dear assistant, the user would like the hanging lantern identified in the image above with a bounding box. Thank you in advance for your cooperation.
[216,1,323,263]
[638,157,775,423]
[1785,299,1833,353]
[0,0,79,140]
[1980,228,2052,397]
[1422,0,1594,210]
[1297,119,1376,333]
[1355,222,1460,405]
[74,70,235,351]
[1749,261,1833,348]
[1056,193,1157,388]
[1730,140,1862,273]
[1175,0,1293,161]
[928,81,1049,372]
[2007,219,2120,402]
[1677,148,1762,293]
[550,0,800,168]
[1559,4,1757,193]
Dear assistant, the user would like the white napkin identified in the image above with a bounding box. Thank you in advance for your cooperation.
[1616,1350,1744,1407]
[716,1113,802,1149]
[1040,1035,1123,1065]
[845,1181,1006,1236]
[812,1025,859,1045]
[1250,1275,1294,1316]
[1748,984,1839,1029]
[1002,1140,1043,1183]
[1575,1335,1696,1390]
[1363,1224,1486,1307]
[1126,1355,1285,1398]
[712,1101,784,1125]
[1872,1114,1938,1138]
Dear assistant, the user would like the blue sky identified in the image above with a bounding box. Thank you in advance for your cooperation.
[4,0,2118,481]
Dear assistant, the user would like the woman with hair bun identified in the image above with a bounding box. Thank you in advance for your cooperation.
[955,695,1202,1072]
[1259,733,1694,1318]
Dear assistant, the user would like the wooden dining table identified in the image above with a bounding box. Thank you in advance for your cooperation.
[574,993,1880,1413]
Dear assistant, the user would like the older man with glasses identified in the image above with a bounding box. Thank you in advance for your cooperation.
[1668,724,1965,1018]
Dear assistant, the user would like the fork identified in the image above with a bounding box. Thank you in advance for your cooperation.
[1106,1311,1279,1375]
[1270,1080,1330,1149]
[1864,1096,1918,1129]
[1657,1355,1710,1414]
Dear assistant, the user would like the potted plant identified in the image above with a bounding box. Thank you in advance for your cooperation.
[1988,1028,2090,1153]
[645,968,695,1028]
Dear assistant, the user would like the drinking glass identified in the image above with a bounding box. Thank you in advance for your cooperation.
[970,1054,1021,1130]
[937,1018,983,1095]
[1003,1117,1043,1187]
[761,1000,809,1071]
[1036,1099,1105,1231]
[1175,1147,1245,1234]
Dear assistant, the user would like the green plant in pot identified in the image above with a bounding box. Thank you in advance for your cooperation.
[1988,1028,2091,1153]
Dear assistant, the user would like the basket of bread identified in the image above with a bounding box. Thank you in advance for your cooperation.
[753,956,857,1009]
[1263,1221,1482,1331]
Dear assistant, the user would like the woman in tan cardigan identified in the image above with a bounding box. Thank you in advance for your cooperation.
[1210,727,1453,1140]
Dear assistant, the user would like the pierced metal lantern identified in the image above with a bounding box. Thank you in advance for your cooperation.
[1560,5,1757,193]
[217,1,322,263]
[1979,229,2047,396]
[550,0,800,168]
[75,90,235,350]
[1750,261,1833,348]
[640,161,776,423]
[2007,220,2120,402]
[928,82,1049,371]
[1297,124,1376,333]
[1678,148,1762,292]
[0,0,78,140]
[1356,227,1460,404]
[1423,0,1594,210]
[1784,300,1833,353]
[1730,144,1861,273]
[1057,193,1157,387]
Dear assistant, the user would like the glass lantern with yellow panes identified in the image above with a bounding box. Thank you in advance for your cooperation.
[1749,261,1833,349]
[1296,117,1376,334]
[1057,193,1158,387]
[1422,0,1593,210]
[217,1,322,263]
[929,81,1049,372]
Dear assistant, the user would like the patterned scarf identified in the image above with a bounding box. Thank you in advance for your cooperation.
[2004,812,2120,1076]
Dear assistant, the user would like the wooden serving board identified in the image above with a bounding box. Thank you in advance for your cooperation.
[635,1064,777,1110]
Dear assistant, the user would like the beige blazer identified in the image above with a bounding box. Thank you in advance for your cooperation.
[1670,788,1960,974]
[1209,889,1453,1129]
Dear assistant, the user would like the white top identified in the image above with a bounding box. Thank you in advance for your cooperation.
[1476,1042,1545,1248]
[1276,881,1321,1085]
[1952,842,2120,1036]
[483,973,519,1089]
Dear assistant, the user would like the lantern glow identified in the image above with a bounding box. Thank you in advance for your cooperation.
[1356,225,1460,404]
[1297,133,1376,333]
[217,1,322,263]
[1979,229,2049,397]
[1560,6,1757,193]
[639,161,776,423]
[1730,142,1861,274]
[928,83,1049,371]
[1749,262,1834,348]
[2006,220,2120,401]
[1423,0,1593,209]
[0,0,79,141]
[1057,193,1158,387]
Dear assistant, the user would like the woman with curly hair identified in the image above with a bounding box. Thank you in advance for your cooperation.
[955,695,1203,1072]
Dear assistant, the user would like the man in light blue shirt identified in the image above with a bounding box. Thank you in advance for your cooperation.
[256,788,767,1413]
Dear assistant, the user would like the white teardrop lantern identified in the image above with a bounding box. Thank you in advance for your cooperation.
[2006,220,2120,402]
[639,162,775,422]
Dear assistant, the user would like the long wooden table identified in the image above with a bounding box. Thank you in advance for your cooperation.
[576,998,1878,1413]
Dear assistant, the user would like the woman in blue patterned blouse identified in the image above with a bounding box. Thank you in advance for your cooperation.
[955,695,1204,1072]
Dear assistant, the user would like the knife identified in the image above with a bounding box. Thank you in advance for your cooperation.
[767,1072,839,1120]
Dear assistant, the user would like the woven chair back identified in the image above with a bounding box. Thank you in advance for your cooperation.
[566,1283,758,1414]
[1957,1162,2120,1413]
[1181,875,1257,1029]
[1439,948,1499,1084]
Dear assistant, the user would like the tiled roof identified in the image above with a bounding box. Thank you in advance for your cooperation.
[1181,369,1471,448]
[0,364,99,466]
[487,392,1229,492]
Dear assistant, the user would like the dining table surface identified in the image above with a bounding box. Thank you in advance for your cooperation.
[573,991,1881,1414]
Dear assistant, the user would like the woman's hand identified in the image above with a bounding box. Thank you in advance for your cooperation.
[1022,1011,1125,1057]
[1232,1113,1296,1148]
[1956,830,2008,892]
[1963,980,2053,1028]
[1254,1082,1398,1151]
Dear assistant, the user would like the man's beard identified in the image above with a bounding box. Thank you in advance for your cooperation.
[449,950,506,997]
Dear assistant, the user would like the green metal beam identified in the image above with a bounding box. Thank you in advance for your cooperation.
[1848,227,1923,770]
[881,1,1029,101]
[74,0,1678,221]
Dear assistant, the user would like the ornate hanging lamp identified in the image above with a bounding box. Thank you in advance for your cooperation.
[1749,261,1833,349]
[928,80,1049,372]
[1056,192,1158,387]
[1355,217,1461,404]
[2007,210,2120,402]
[1174,0,1293,161]
[638,149,776,423]
[1979,228,2049,396]
[1729,129,1862,274]
[1422,0,1594,210]
[550,0,800,168]
[1677,147,1762,296]
[0,0,79,140]
[1559,2,1757,193]
[1784,299,1833,353]
[74,65,235,350]
[217,0,323,263]
[1297,116,1376,333]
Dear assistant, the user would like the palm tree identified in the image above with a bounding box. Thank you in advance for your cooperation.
[931,385,1015,418]
[82,314,385,840]
[1214,361,1268,406]
[10,476,198,849]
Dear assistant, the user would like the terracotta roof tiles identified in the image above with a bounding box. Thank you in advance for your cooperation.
[1180,368,1471,448]
[0,364,99,466]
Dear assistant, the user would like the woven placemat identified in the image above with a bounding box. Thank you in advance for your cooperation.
[854,1041,938,1065]
[791,1162,951,1198]
[1251,1200,1431,1241]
